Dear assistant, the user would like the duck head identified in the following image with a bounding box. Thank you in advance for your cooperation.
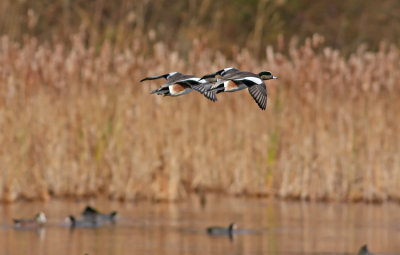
[35,212,47,224]
[228,223,237,232]
[259,71,278,80]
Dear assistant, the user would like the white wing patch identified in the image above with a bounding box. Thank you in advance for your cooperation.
[235,77,262,84]
[221,67,234,75]
[179,77,206,83]
[167,72,178,78]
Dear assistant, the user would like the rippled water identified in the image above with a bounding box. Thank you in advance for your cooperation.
[0,196,398,255]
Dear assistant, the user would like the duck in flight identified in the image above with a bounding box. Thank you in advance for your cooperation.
[206,69,278,110]
[140,72,217,102]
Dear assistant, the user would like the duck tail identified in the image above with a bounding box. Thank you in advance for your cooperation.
[151,88,169,95]
[69,216,76,227]
[109,211,117,220]
[83,206,98,214]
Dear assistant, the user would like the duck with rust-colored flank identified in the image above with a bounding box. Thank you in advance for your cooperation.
[81,206,117,223]
[207,69,278,110]
[140,72,217,101]
[13,212,47,229]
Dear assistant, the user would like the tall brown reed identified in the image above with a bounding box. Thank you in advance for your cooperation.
[0,35,399,202]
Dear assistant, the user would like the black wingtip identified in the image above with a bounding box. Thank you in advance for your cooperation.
[259,101,267,110]
[200,73,217,80]
[257,102,266,110]
[203,91,217,102]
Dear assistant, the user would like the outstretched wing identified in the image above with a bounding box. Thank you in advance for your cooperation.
[177,79,217,102]
[202,90,217,102]
[191,83,217,102]
[225,71,260,81]
[200,72,218,81]
[248,83,267,110]
[200,67,241,81]
[140,74,169,82]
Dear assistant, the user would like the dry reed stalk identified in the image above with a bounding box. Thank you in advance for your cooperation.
[0,35,399,203]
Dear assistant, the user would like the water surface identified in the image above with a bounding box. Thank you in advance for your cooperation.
[0,196,398,255]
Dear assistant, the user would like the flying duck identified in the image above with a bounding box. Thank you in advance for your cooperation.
[208,70,278,110]
[81,206,117,223]
[140,72,217,101]
[13,212,47,229]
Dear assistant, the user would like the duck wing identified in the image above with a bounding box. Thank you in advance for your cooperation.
[177,78,217,102]
[140,73,170,82]
[248,83,267,110]
[166,73,194,84]
[222,71,257,80]
[200,67,241,80]
[152,73,190,90]
[200,89,217,101]
[140,72,184,83]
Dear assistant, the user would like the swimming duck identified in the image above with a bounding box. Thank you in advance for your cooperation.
[140,72,217,101]
[13,212,47,229]
[81,206,117,223]
[67,215,101,228]
[206,223,237,239]
[208,70,278,110]
[357,245,373,255]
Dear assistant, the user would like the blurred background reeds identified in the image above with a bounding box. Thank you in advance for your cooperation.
[0,0,399,203]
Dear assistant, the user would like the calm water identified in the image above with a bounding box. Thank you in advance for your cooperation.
[0,196,398,255]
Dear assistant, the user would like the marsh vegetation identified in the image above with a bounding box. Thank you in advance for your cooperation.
[0,0,399,202]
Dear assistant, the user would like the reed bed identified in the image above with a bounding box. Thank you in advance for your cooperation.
[0,35,399,203]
